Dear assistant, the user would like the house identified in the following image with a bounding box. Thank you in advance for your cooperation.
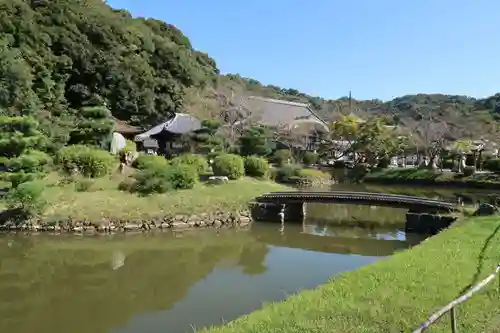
[235,96,330,151]
[134,113,201,155]
[113,118,143,140]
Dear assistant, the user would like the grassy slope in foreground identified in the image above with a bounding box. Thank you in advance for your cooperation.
[201,216,500,333]
[37,176,288,222]
[364,168,500,187]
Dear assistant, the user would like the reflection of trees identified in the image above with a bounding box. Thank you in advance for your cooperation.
[237,242,269,276]
[0,232,266,333]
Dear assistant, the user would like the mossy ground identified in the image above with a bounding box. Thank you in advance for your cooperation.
[200,216,500,333]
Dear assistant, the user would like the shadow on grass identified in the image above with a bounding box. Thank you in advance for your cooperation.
[459,221,500,295]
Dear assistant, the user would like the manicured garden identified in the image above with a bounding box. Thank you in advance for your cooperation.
[199,215,500,332]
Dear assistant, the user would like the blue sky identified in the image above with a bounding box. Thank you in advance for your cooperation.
[108,0,499,101]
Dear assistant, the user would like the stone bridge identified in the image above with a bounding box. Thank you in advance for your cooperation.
[251,191,459,234]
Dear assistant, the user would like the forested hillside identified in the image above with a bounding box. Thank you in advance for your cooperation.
[1,0,499,145]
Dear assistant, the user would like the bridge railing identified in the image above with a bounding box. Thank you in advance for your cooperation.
[412,262,500,332]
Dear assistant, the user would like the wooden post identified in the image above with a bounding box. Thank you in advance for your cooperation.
[450,307,457,333]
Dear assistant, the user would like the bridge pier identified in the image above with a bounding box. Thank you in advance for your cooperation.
[405,212,457,235]
[250,202,306,223]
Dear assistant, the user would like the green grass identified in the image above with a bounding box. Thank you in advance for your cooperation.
[364,167,500,187]
[1,173,289,223]
[200,216,500,333]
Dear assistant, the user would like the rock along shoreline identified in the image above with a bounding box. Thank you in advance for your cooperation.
[0,209,253,233]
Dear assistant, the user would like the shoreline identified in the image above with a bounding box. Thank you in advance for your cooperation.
[199,215,500,332]
[362,168,500,190]
[0,209,253,233]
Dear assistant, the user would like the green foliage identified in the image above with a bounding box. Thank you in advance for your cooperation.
[74,178,94,192]
[272,149,293,166]
[70,106,114,148]
[212,154,245,180]
[483,158,500,173]
[129,164,198,195]
[377,156,390,168]
[0,116,47,187]
[5,181,46,221]
[170,154,208,174]
[244,156,269,179]
[296,168,331,182]
[463,166,476,177]
[239,126,274,156]
[132,154,169,170]
[302,151,318,166]
[56,145,115,178]
[274,164,302,183]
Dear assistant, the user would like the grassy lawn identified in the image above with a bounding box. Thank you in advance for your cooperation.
[200,216,500,333]
[364,168,500,187]
[2,174,289,223]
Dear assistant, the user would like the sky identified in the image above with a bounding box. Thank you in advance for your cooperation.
[107,0,499,101]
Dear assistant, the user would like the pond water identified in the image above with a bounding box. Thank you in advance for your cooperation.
[0,184,488,333]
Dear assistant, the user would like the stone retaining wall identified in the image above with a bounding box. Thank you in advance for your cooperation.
[0,209,253,233]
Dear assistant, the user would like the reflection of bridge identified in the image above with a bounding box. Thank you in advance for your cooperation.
[251,191,459,234]
[252,228,423,257]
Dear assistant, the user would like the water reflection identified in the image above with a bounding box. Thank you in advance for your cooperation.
[0,222,419,333]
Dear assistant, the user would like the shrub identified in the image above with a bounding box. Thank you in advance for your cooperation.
[165,164,198,189]
[6,150,52,173]
[56,145,115,178]
[484,158,500,173]
[129,164,198,195]
[272,149,292,166]
[74,178,94,192]
[463,166,476,177]
[274,164,302,183]
[212,154,245,180]
[5,181,46,222]
[170,153,208,174]
[244,156,269,178]
[132,154,169,171]
[302,151,318,166]
[119,139,137,159]
[131,167,173,195]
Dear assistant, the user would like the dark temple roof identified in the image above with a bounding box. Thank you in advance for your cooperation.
[135,113,201,141]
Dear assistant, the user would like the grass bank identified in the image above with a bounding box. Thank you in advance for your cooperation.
[364,168,500,189]
[200,216,500,332]
[1,174,289,224]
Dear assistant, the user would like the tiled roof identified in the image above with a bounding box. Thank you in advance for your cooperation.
[135,113,201,141]
[244,96,329,132]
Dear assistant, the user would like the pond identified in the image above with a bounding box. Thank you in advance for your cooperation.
[0,220,419,333]
[0,183,488,333]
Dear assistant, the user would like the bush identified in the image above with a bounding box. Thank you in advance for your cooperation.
[166,164,198,189]
[244,156,269,178]
[302,151,318,166]
[131,167,173,195]
[56,145,115,178]
[484,158,500,173]
[272,149,292,166]
[5,181,46,222]
[129,164,198,195]
[463,166,476,177]
[119,139,137,159]
[7,150,52,173]
[74,178,94,192]
[170,153,208,174]
[132,154,169,171]
[212,154,245,180]
[274,164,302,183]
